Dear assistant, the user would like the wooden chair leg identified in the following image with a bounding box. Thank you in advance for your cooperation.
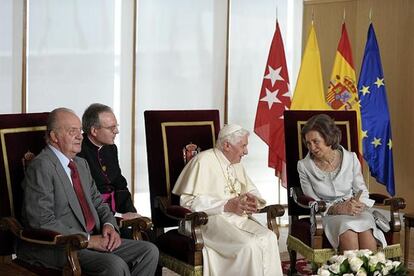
[404,214,414,268]
[288,249,297,275]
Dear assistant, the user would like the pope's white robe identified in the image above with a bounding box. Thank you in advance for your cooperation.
[172,148,282,276]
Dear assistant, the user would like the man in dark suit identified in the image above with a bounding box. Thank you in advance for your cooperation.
[78,103,139,222]
[18,107,158,275]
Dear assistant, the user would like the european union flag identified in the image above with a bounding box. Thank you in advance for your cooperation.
[357,23,395,196]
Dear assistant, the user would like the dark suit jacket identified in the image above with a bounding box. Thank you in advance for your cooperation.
[78,134,136,213]
[18,146,118,268]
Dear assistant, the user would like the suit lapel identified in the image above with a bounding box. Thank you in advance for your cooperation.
[44,147,87,231]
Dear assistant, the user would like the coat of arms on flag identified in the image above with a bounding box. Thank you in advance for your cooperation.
[327,75,358,110]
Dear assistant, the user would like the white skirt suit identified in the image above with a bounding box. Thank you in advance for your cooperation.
[297,146,386,249]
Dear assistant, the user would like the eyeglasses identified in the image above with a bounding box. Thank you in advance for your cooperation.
[99,124,119,132]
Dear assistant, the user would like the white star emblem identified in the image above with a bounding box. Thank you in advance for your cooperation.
[264,66,284,87]
[362,130,368,139]
[374,77,384,88]
[260,88,281,109]
[360,86,370,96]
[371,137,382,148]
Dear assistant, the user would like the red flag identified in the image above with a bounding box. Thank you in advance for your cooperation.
[326,23,362,157]
[254,22,291,187]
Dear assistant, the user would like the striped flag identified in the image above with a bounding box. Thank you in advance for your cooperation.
[326,23,363,155]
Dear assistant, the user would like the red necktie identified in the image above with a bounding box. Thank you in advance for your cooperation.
[68,161,96,232]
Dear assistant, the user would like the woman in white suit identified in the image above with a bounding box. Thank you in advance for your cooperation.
[297,114,386,252]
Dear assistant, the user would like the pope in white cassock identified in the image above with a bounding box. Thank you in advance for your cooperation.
[172,124,283,276]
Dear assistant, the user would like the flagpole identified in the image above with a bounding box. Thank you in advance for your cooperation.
[224,0,231,124]
[21,0,28,113]
[275,0,282,225]
[130,0,138,200]
[363,9,372,191]
[311,8,314,25]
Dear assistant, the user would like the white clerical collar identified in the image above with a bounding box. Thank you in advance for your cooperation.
[214,148,231,168]
[87,135,104,150]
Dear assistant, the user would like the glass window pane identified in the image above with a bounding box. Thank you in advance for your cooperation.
[135,0,227,215]
[0,0,20,113]
[26,0,116,117]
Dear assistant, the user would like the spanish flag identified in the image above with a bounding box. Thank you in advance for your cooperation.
[326,23,362,155]
[291,24,330,110]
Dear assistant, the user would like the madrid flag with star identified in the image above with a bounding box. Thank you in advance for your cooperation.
[254,21,291,187]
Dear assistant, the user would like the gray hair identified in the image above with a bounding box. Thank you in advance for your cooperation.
[82,103,113,134]
[46,107,76,142]
[216,125,249,150]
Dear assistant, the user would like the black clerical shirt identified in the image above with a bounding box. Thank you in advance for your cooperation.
[78,133,136,214]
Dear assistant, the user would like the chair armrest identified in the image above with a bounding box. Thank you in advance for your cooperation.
[1,216,87,276]
[117,216,153,241]
[291,187,327,213]
[184,212,208,251]
[1,216,88,247]
[370,193,406,238]
[259,204,285,238]
[370,193,390,204]
[383,197,406,211]
[156,195,208,249]
[156,196,192,220]
[290,187,327,248]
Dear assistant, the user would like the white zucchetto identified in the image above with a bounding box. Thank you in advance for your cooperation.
[218,124,243,140]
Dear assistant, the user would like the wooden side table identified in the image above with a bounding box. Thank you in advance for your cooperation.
[404,213,414,267]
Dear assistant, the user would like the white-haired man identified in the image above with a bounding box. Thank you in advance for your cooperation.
[172,124,282,276]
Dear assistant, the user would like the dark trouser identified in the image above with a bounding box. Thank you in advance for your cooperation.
[79,239,159,276]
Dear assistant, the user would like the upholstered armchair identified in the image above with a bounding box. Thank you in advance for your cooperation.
[283,110,405,275]
[144,110,285,276]
[0,112,151,276]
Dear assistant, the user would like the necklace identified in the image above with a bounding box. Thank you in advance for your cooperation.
[314,149,339,172]
[213,149,240,196]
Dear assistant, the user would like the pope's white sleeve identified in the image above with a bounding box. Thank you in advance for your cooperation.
[180,194,227,215]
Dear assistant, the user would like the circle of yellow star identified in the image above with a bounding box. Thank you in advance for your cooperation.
[374,78,384,88]
[387,139,392,150]
[371,137,382,148]
[360,86,370,96]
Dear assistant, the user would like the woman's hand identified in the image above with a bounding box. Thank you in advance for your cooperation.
[329,199,366,216]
